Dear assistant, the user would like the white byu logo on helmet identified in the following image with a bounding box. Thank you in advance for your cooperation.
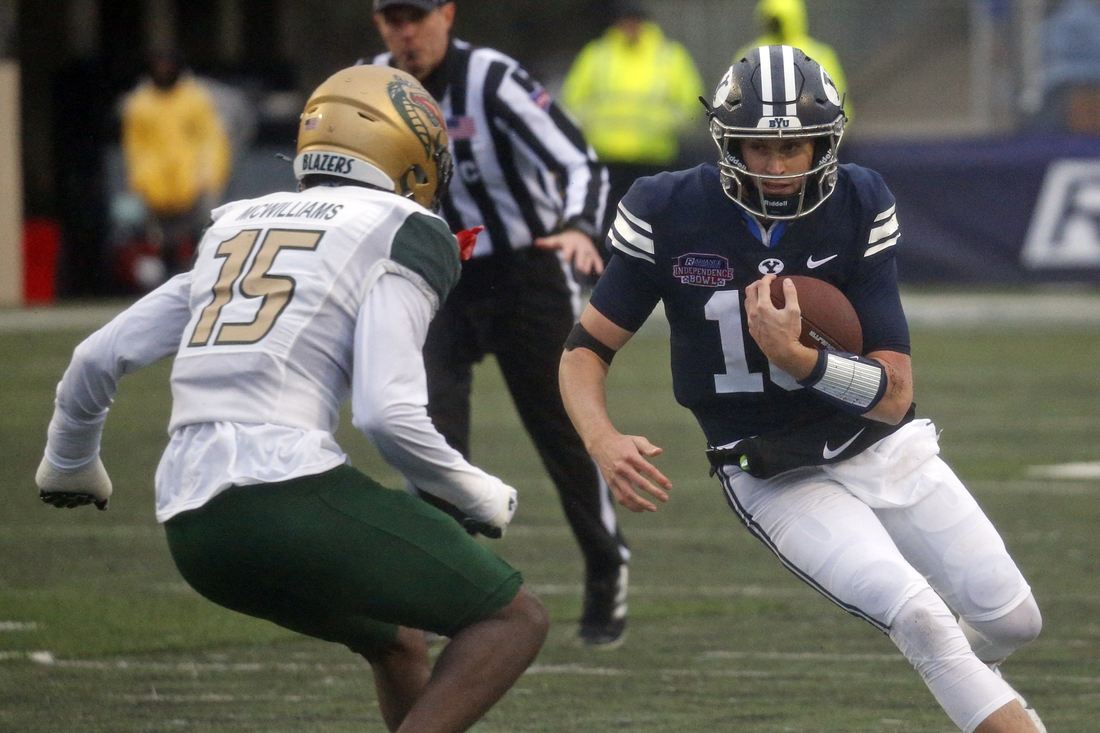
[713,67,734,108]
[1023,159,1100,268]
[821,68,842,108]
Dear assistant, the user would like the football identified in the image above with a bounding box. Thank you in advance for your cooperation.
[769,275,863,354]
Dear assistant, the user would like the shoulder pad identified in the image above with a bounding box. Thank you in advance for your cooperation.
[390,212,461,301]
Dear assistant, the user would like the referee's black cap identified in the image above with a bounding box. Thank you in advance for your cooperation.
[373,0,449,12]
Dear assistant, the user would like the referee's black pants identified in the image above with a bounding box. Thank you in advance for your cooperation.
[422,245,629,582]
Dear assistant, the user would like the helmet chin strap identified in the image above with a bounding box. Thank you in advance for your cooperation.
[731,176,807,221]
[762,195,801,219]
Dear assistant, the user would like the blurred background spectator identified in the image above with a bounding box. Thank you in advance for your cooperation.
[734,0,851,119]
[117,51,230,290]
[1026,0,1100,133]
[561,1,704,243]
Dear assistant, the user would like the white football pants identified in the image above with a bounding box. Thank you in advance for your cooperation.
[717,421,1040,732]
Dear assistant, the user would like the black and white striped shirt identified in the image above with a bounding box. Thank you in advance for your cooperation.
[370,40,608,258]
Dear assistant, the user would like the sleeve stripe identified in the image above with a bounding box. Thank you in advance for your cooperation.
[617,202,653,233]
[484,62,547,239]
[868,213,899,245]
[611,212,655,254]
[874,204,896,223]
[440,45,606,253]
[492,63,602,227]
[864,233,900,257]
[609,227,656,264]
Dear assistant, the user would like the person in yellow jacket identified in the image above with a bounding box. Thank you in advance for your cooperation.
[562,3,704,245]
[735,0,851,118]
[121,52,231,281]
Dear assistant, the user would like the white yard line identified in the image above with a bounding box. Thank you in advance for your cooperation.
[8,651,1100,688]
[1026,462,1100,479]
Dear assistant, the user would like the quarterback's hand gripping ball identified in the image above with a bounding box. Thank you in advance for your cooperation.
[769,275,863,354]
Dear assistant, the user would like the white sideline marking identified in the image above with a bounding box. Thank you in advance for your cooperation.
[0,622,37,631]
[1026,462,1100,480]
[0,304,127,333]
[6,292,1100,335]
[900,291,1100,327]
[12,652,1100,689]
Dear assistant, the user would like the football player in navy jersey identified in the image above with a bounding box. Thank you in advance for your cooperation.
[559,46,1047,733]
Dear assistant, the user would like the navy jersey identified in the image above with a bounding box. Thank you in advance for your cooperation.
[589,163,910,446]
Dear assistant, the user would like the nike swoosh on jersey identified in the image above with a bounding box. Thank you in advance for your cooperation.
[822,428,865,460]
[807,254,838,269]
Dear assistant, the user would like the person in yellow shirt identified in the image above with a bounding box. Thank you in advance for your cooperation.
[121,53,231,281]
[562,3,704,245]
[735,0,851,118]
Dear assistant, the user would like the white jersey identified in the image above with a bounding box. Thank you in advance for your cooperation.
[169,186,451,433]
[44,185,513,524]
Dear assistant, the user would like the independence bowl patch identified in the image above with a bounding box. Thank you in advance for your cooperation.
[673,254,735,287]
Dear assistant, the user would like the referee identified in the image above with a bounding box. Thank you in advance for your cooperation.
[367,0,630,648]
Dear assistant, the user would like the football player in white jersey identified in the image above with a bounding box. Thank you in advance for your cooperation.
[36,64,548,733]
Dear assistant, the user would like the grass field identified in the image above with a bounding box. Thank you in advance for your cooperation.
[2,298,1100,732]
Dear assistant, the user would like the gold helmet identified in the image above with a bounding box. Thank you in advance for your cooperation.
[294,65,453,210]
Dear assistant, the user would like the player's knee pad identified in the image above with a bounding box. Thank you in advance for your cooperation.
[958,593,1042,665]
[889,588,975,677]
[889,588,1016,732]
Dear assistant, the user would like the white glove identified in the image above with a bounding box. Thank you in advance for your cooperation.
[483,483,518,538]
[416,481,517,539]
[36,456,113,511]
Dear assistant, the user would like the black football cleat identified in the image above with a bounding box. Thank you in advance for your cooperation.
[578,565,628,649]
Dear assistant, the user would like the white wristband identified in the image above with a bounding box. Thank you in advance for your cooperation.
[799,351,887,414]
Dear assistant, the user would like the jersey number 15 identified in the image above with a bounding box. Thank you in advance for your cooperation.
[188,228,324,347]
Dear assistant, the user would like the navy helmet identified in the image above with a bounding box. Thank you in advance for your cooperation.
[706,45,846,220]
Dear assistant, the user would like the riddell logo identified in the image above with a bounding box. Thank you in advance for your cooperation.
[1022,160,1100,268]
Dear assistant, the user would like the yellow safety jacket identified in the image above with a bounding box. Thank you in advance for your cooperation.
[122,76,231,215]
[562,21,704,165]
[735,0,852,118]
